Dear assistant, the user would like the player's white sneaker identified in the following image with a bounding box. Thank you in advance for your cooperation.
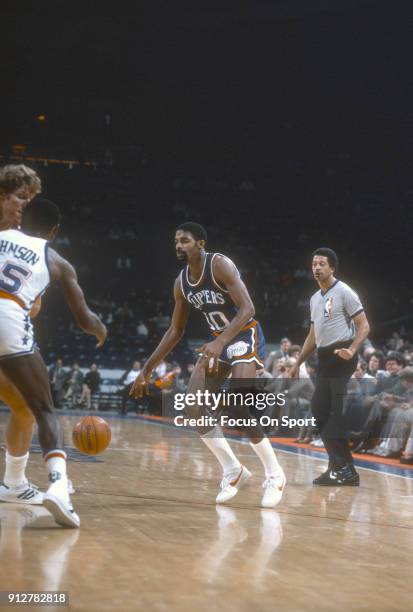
[261,469,286,508]
[310,438,325,448]
[43,473,80,529]
[0,481,44,505]
[216,465,252,504]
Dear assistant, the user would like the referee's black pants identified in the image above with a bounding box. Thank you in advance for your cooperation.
[311,340,358,470]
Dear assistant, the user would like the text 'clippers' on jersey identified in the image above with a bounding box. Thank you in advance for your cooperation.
[180,253,252,333]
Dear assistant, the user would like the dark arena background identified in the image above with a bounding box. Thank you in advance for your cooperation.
[0,2,412,611]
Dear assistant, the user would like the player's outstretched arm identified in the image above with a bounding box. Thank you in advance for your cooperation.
[197,256,255,372]
[130,277,190,398]
[47,248,107,347]
[289,324,316,378]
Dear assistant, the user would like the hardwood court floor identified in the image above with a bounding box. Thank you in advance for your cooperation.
[0,413,413,612]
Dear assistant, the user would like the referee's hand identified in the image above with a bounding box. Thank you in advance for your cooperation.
[334,348,355,360]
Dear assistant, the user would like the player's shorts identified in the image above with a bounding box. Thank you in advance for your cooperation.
[214,320,265,369]
[0,298,35,359]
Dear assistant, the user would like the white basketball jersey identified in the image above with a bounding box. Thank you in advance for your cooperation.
[0,229,50,310]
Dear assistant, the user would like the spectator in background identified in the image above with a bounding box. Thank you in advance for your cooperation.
[305,358,318,383]
[353,360,375,380]
[363,354,405,418]
[361,344,375,363]
[155,360,167,378]
[367,351,385,378]
[284,357,314,412]
[369,368,413,458]
[266,358,288,396]
[119,360,141,415]
[361,353,406,455]
[64,363,84,408]
[375,352,406,393]
[288,345,301,360]
[345,361,378,451]
[256,367,273,380]
[137,320,149,341]
[283,358,315,443]
[49,358,67,408]
[265,337,291,376]
[277,337,292,359]
[387,332,405,352]
[154,362,185,393]
[289,344,310,378]
[81,363,101,410]
[171,363,186,392]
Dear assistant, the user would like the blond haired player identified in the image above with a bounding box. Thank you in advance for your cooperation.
[0,166,43,502]
[0,166,106,527]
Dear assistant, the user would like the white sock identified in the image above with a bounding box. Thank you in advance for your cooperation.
[250,438,281,478]
[201,426,241,475]
[4,451,29,487]
[45,450,67,481]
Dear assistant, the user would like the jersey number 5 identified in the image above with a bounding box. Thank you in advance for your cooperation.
[0,263,31,294]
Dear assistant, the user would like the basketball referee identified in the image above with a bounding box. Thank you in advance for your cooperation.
[291,248,370,485]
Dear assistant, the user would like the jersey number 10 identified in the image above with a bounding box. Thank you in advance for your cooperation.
[203,310,231,332]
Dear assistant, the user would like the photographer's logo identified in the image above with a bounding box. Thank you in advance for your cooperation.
[227,341,248,359]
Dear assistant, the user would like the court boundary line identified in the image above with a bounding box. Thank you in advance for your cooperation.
[78,489,413,532]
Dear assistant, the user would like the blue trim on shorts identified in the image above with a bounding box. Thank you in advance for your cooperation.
[0,346,35,360]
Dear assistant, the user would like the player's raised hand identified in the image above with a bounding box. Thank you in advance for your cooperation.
[130,370,152,399]
[196,338,224,374]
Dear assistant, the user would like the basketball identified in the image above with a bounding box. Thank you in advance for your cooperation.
[72,416,111,455]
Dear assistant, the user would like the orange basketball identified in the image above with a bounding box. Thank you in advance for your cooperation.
[72,416,111,455]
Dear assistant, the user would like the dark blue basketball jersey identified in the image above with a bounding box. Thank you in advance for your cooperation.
[180,252,251,334]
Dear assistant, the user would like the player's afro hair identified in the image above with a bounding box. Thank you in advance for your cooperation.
[312,247,338,273]
[22,198,62,237]
[177,222,207,242]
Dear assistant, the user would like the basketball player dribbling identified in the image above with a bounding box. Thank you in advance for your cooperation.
[131,222,286,507]
[0,165,107,527]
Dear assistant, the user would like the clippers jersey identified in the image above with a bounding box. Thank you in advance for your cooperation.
[180,252,251,334]
[0,229,50,310]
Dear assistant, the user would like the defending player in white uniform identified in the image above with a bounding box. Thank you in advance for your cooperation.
[0,165,106,528]
[0,229,50,358]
